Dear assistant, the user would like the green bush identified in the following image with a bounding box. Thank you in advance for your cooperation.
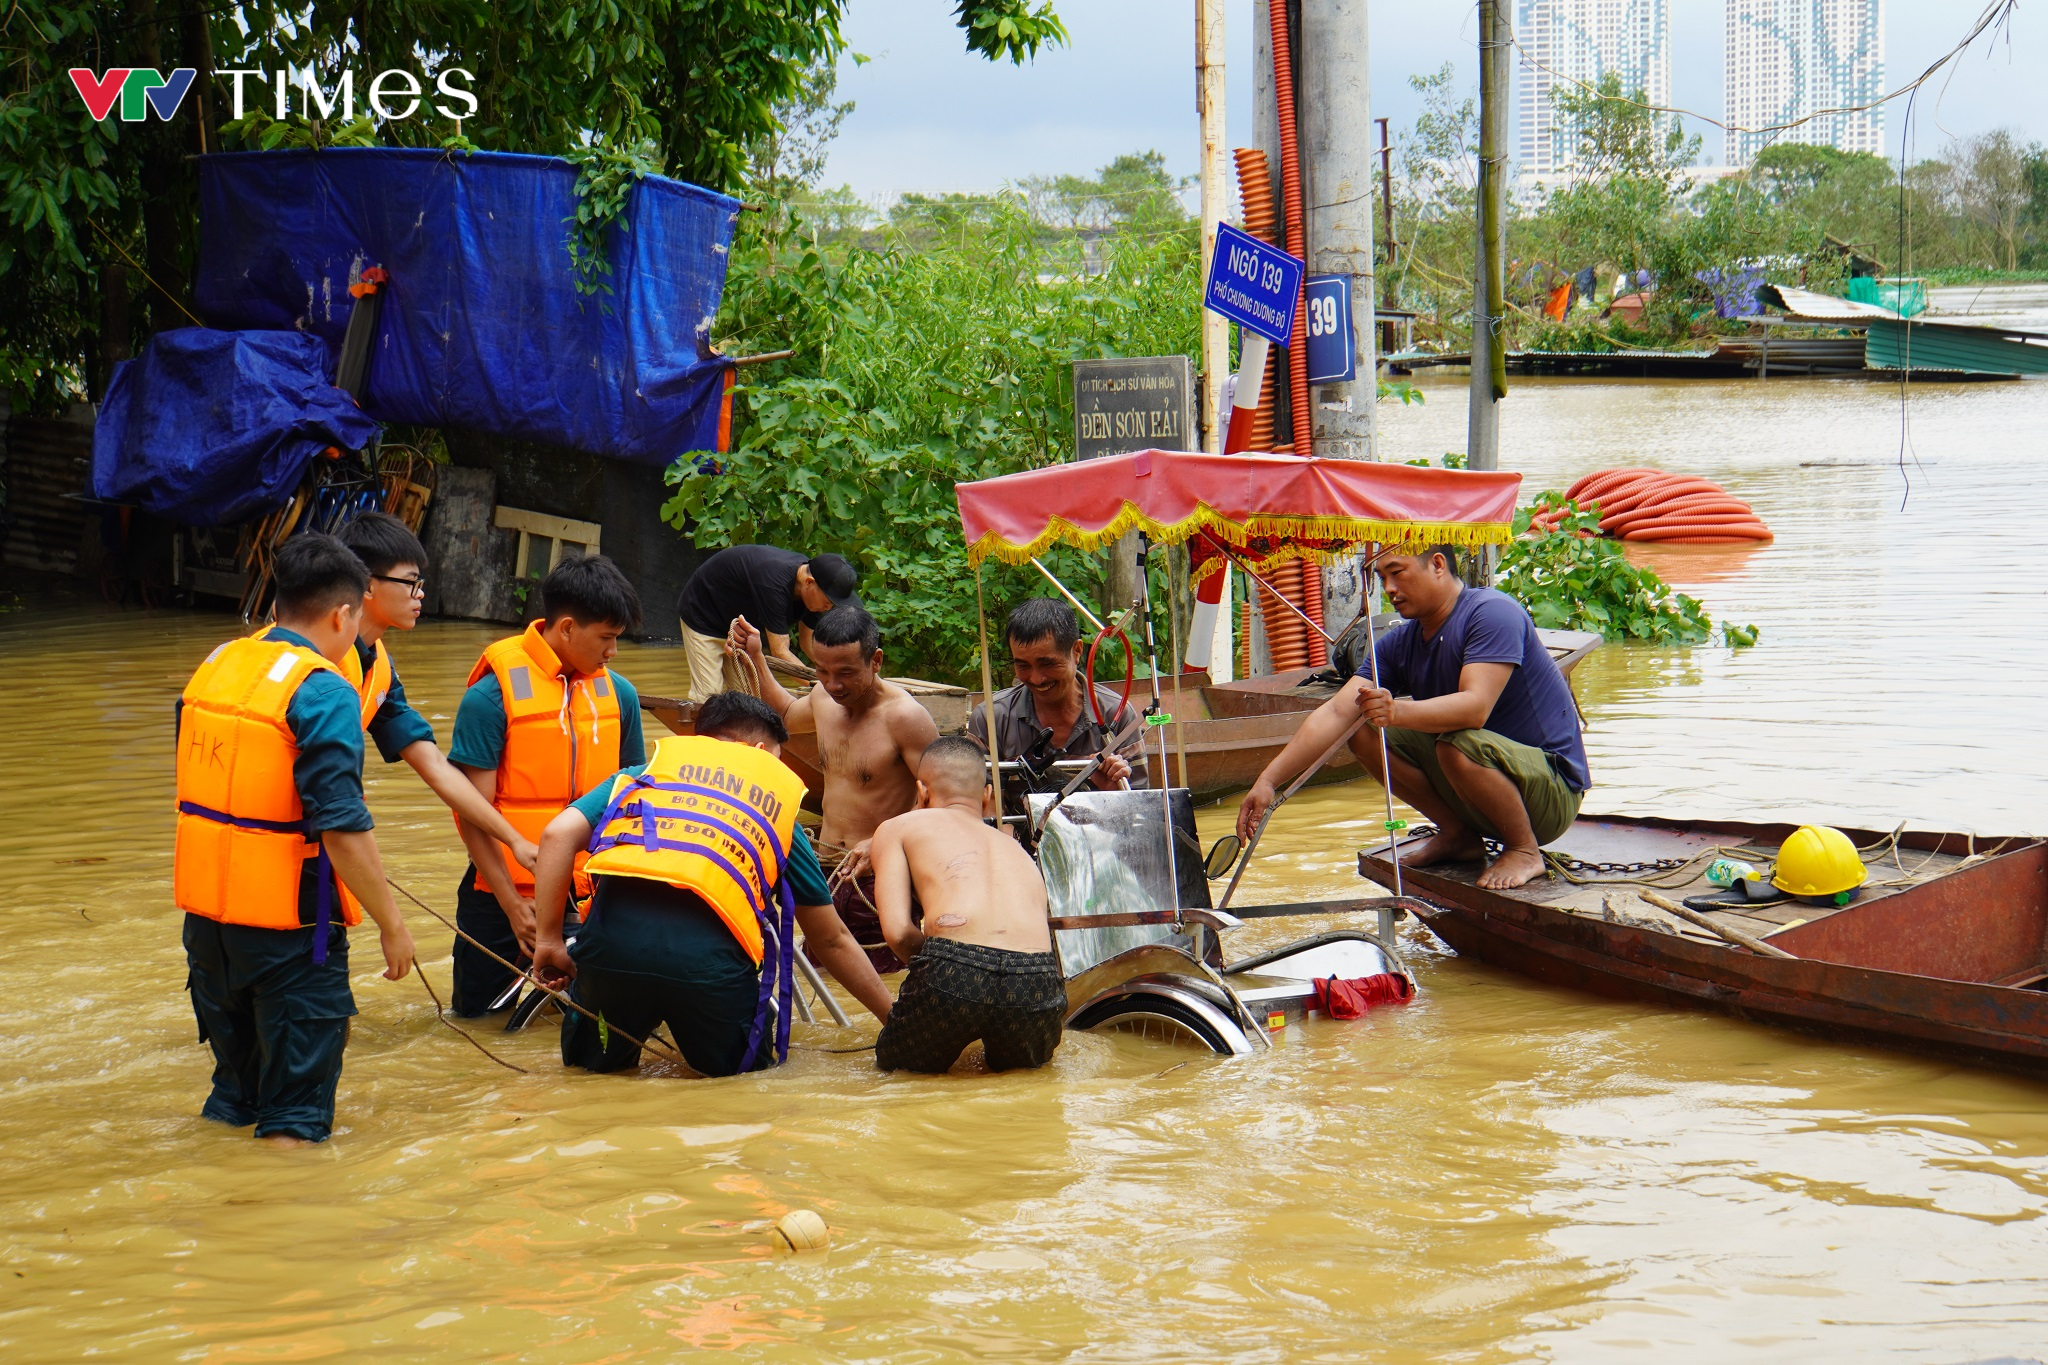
[663,202,1202,680]
[1499,492,1719,645]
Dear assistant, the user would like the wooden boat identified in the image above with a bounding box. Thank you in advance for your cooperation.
[1359,813,2048,1076]
[644,628,1600,805]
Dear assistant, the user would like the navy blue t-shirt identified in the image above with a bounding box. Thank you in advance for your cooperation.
[1361,587,1590,791]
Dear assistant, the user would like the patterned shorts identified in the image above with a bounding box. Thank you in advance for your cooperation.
[875,936,1066,1074]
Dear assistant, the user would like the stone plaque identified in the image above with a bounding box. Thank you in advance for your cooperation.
[1071,355,1195,460]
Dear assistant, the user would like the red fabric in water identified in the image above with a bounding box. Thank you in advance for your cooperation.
[1312,973,1414,1019]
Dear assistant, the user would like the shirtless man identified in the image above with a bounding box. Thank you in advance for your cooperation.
[867,737,1066,1074]
[730,604,938,971]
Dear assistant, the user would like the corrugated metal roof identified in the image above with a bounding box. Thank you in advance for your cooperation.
[1864,318,2048,376]
[1513,347,1721,360]
[1760,284,1899,321]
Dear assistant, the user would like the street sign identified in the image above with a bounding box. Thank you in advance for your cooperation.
[1072,356,1195,459]
[1204,221,1304,345]
[1303,274,1357,383]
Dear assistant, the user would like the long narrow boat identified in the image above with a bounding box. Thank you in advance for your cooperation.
[1359,814,2048,1075]
[643,629,1601,804]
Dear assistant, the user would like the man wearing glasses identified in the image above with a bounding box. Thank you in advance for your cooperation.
[333,514,539,875]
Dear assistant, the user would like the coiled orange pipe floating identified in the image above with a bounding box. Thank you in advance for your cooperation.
[1561,468,1774,544]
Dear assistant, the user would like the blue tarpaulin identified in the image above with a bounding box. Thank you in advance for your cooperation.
[92,328,381,525]
[194,147,740,464]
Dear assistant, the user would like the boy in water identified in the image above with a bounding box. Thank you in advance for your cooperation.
[331,513,538,870]
[867,737,1066,1073]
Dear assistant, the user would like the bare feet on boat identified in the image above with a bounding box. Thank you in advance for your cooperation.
[1397,828,1487,867]
[1477,847,1547,889]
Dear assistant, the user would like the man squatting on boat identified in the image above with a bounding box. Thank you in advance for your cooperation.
[726,606,940,973]
[1238,545,1590,891]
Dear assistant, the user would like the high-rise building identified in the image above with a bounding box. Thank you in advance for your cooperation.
[1725,0,1884,166]
[1515,0,1672,178]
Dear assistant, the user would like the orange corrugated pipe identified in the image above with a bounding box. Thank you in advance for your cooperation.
[1263,8,1326,661]
[1266,559,1313,671]
[1232,148,1281,454]
[1267,0,1312,459]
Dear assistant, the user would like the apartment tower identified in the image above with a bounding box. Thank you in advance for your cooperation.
[1515,0,1672,178]
[1725,0,1884,165]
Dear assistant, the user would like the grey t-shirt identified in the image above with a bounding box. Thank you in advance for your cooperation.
[966,682,1150,789]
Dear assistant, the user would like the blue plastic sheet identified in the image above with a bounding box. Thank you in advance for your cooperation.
[92,328,381,525]
[194,147,740,464]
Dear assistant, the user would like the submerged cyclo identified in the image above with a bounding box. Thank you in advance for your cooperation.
[952,448,1524,1054]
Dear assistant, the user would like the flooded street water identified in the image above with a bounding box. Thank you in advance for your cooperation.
[4,360,2046,1360]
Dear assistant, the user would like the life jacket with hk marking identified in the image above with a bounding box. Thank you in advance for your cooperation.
[583,735,806,1069]
[465,622,622,892]
[175,635,364,955]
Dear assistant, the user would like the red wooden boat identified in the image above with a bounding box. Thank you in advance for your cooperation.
[1359,813,2048,1075]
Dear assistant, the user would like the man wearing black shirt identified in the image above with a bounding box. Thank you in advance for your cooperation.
[674,546,862,702]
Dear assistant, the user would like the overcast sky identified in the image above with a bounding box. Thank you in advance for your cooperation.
[820,1,2039,197]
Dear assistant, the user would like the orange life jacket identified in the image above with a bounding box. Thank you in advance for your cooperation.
[261,625,391,732]
[175,635,365,940]
[253,625,384,929]
[465,622,623,892]
[581,735,805,964]
[338,636,393,731]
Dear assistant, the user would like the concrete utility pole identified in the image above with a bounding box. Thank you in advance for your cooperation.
[1300,0,1376,463]
[1299,0,1376,636]
[1468,0,1510,481]
[1468,0,1510,584]
[1196,0,1233,677]
[1197,0,1228,458]
[1376,115,1397,352]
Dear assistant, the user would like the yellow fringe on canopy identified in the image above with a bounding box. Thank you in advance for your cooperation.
[1187,541,1355,591]
[964,499,1514,569]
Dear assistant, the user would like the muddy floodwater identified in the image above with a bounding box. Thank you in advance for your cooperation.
[4,360,2047,1360]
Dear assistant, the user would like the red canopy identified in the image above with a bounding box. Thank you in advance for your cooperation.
[957,450,1521,581]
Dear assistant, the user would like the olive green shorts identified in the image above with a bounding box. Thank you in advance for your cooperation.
[1384,727,1583,846]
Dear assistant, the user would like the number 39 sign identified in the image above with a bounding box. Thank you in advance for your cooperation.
[1303,274,1357,384]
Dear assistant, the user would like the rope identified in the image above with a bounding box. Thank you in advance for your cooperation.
[387,878,691,1068]
[83,219,208,328]
[416,965,528,1074]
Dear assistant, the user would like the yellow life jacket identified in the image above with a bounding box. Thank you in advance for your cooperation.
[175,635,365,940]
[582,735,805,965]
[465,622,623,892]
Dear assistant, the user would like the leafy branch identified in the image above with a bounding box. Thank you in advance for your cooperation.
[1500,492,1718,645]
[956,1,1069,62]
[565,144,663,297]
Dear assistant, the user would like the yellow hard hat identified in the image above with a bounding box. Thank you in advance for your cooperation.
[1771,825,1866,898]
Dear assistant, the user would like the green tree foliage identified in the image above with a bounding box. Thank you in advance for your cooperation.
[0,1,1065,413]
[662,196,1202,680]
[1500,494,1717,646]
[1024,150,1192,232]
